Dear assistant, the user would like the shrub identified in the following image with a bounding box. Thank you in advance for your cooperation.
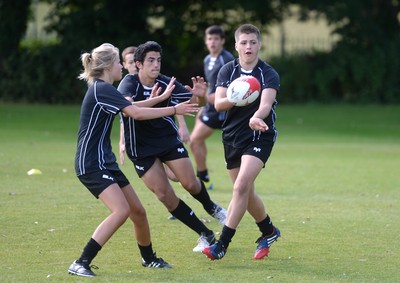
[270,38,400,104]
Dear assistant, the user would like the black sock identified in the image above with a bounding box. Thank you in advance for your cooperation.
[78,238,102,265]
[171,199,213,236]
[191,180,214,214]
[256,215,274,236]
[197,170,210,182]
[219,225,236,248]
[138,243,154,263]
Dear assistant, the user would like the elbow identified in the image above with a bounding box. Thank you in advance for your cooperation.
[125,105,144,120]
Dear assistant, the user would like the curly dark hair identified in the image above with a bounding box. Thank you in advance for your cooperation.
[134,41,163,63]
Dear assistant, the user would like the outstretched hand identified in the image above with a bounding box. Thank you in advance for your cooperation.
[185,76,207,98]
[249,117,268,132]
[150,77,176,100]
[149,82,161,98]
[174,101,199,117]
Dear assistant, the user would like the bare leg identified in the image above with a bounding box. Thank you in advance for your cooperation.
[93,184,131,246]
[225,155,264,229]
[121,184,151,246]
[141,159,180,211]
[190,118,214,172]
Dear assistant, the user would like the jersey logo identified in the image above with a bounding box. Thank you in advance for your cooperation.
[253,147,261,153]
[177,147,185,153]
[102,174,114,181]
[135,165,145,171]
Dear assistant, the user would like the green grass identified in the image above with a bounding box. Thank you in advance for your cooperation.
[1,103,399,282]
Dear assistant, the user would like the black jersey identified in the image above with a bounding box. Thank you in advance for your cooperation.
[204,49,235,95]
[216,58,280,148]
[117,73,192,158]
[75,79,132,176]
[203,49,235,114]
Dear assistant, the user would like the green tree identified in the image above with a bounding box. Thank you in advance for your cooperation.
[0,0,31,71]
[289,0,400,48]
[42,0,288,81]
[274,0,400,103]
[2,0,290,103]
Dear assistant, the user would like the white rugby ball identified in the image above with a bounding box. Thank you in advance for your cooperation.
[226,76,261,107]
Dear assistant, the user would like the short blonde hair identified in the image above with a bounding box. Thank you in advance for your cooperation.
[78,43,120,85]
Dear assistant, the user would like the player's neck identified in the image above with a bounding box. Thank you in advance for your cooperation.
[210,47,223,58]
[99,72,113,84]
[138,73,156,87]
[239,58,259,71]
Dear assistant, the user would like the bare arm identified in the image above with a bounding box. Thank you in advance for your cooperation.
[248,88,277,132]
[176,115,190,143]
[214,85,235,112]
[121,101,199,120]
[119,122,125,165]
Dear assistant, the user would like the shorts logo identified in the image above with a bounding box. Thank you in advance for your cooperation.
[253,147,261,153]
[102,174,114,181]
[177,147,185,153]
[135,165,145,171]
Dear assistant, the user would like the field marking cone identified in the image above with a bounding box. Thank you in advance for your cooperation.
[27,168,43,175]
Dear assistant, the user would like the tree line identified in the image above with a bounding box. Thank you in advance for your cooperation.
[0,0,399,103]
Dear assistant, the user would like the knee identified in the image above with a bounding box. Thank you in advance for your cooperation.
[115,204,131,223]
[233,180,250,197]
[155,187,175,205]
[190,133,203,148]
[181,178,200,194]
[190,139,198,150]
[158,192,179,211]
[131,205,147,219]
[129,205,148,224]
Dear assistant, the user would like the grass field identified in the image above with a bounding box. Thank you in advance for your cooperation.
[0,103,399,282]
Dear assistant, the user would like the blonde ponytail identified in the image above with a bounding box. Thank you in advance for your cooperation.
[78,43,120,85]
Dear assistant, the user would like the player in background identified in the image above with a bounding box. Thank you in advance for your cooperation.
[190,25,235,190]
[68,43,199,277]
[121,46,137,75]
[202,24,281,261]
[117,41,227,252]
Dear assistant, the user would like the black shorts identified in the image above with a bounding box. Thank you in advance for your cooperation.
[224,139,274,170]
[78,169,130,198]
[131,143,189,177]
[200,105,226,129]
